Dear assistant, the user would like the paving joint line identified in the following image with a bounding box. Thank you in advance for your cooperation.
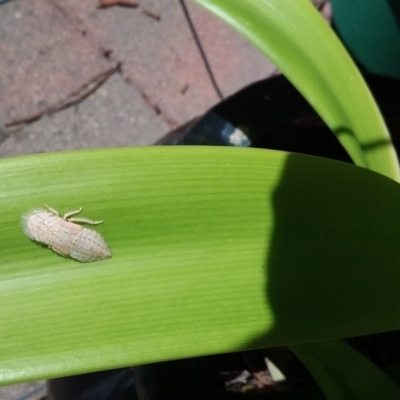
[48,0,177,128]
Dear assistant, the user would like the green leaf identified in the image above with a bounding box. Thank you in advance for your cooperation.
[193,0,399,181]
[2,146,400,385]
[291,341,400,399]
[191,1,400,397]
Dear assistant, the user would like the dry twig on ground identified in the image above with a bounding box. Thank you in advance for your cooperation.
[141,8,161,21]
[5,64,121,128]
[98,0,138,9]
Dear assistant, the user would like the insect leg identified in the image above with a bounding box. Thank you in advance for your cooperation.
[63,207,84,220]
[68,217,103,225]
[45,204,59,216]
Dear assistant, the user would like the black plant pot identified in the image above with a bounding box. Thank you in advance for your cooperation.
[48,72,400,400]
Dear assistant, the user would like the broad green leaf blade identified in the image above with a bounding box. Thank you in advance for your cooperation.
[193,0,400,181]
[2,147,400,385]
[291,341,400,399]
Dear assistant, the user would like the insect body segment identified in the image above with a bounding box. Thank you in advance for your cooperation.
[21,206,112,262]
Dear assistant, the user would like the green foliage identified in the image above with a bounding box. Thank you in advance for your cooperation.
[291,341,400,399]
[194,0,399,181]
[1,1,400,397]
[193,0,400,397]
[2,147,400,387]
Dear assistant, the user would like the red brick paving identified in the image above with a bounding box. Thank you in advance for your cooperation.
[0,0,111,123]
[1,0,276,130]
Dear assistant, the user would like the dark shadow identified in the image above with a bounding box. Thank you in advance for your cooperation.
[247,152,400,351]
[48,369,137,400]
[388,0,400,27]
[179,0,224,100]
[361,139,393,152]
[334,126,395,155]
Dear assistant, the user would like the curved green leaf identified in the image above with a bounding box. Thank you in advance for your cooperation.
[2,147,400,385]
[193,0,399,180]
[291,341,400,399]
